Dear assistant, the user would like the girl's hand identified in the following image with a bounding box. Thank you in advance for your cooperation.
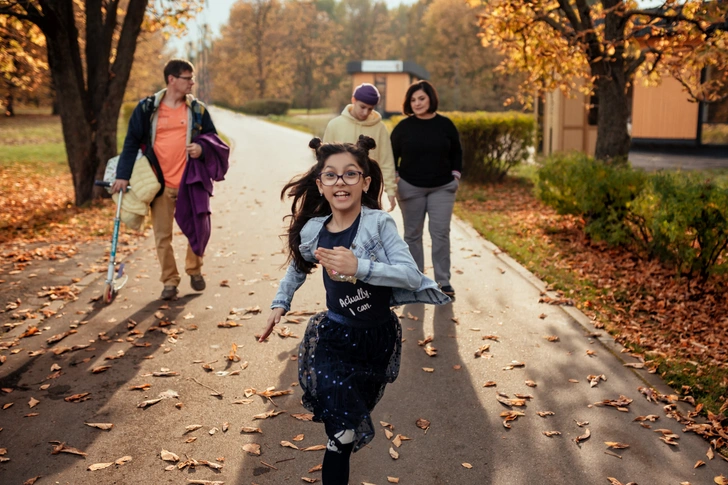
[315,246,358,276]
[259,308,286,342]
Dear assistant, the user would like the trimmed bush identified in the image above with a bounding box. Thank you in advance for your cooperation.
[388,111,535,183]
[239,99,290,116]
[630,172,728,281]
[536,152,647,245]
[448,111,535,183]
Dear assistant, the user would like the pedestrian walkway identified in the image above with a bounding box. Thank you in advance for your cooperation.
[0,108,725,484]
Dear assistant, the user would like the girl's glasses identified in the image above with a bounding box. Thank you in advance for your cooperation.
[318,171,363,186]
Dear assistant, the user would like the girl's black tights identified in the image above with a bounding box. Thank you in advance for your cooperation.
[322,429,355,485]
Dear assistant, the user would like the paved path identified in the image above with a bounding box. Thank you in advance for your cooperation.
[1,108,726,484]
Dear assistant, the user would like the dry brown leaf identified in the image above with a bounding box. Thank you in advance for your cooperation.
[525,380,537,387]
[605,442,630,449]
[301,478,318,484]
[253,410,285,420]
[23,477,41,485]
[308,464,323,473]
[416,418,430,431]
[715,476,727,485]
[387,478,400,483]
[537,411,555,417]
[160,449,179,462]
[483,381,497,387]
[28,397,39,408]
[502,361,525,370]
[301,445,326,452]
[462,463,473,469]
[384,428,394,440]
[85,423,113,430]
[88,462,113,471]
[50,441,87,456]
[292,434,305,441]
[574,429,591,444]
[281,441,299,450]
[544,335,559,342]
[64,393,90,403]
[241,427,262,434]
[422,367,435,373]
[91,365,111,374]
[695,460,705,468]
[242,443,261,455]
[543,431,561,437]
[389,447,399,460]
[291,413,314,421]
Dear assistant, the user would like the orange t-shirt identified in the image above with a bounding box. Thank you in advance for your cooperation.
[153,102,188,188]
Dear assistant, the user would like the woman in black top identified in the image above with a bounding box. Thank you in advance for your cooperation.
[391,80,462,298]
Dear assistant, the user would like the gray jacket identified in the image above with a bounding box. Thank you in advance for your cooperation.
[271,206,450,312]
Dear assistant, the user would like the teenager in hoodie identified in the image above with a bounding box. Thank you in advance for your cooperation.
[323,83,397,211]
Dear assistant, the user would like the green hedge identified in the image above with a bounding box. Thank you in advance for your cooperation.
[537,152,728,282]
[631,172,728,281]
[389,111,536,183]
[239,99,290,116]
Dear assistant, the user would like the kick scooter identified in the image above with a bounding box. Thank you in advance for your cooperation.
[94,180,130,304]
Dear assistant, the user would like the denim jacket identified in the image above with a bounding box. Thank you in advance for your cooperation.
[271,206,451,312]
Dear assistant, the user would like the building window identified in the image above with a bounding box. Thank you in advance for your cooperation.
[701,67,728,145]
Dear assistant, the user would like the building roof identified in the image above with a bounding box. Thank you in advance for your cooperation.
[346,60,429,80]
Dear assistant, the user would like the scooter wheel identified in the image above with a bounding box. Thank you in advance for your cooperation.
[103,283,114,304]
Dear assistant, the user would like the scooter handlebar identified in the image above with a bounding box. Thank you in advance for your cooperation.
[95,180,111,187]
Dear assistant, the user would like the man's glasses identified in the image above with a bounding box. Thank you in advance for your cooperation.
[175,75,195,82]
[318,171,363,186]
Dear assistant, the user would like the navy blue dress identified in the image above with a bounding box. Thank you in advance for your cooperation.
[298,216,402,451]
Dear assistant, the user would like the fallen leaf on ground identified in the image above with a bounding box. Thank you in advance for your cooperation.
[574,429,591,444]
[242,443,261,455]
[253,410,285,420]
[85,423,113,430]
[50,441,87,456]
[281,441,299,450]
[389,447,399,460]
[537,411,555,417]
[543,431,561,437]
[88,462,113,471]
[301,445,326,452]
[605,442,630,449]
[160,449,179,462]
[64,393,90,403]
[503,361,525,370]
[462,463,472,468]
[291,413,314,421]
[28,397,39,408]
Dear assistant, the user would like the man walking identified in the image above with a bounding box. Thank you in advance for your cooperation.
[112,59,218,300]
[323,83,397,211]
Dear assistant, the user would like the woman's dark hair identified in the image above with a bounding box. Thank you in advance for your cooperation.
[402,80,439,116]
[281,135,383,274]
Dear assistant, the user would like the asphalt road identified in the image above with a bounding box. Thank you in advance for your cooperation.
[0,108,726,485]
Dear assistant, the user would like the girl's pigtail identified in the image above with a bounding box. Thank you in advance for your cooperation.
[356,135,383,210]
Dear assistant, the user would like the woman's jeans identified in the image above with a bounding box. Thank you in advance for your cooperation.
[396,178,458,288]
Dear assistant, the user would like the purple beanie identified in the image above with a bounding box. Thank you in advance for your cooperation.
[353,83,380,106]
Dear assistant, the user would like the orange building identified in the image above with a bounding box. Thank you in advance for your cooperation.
[346,60,429,116]
[540,68,728,156]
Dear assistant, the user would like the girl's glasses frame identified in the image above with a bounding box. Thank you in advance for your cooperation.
[318,171,364,186]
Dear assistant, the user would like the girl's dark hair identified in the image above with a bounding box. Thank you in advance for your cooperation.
[281,135,383,274]
[402,80,439,116]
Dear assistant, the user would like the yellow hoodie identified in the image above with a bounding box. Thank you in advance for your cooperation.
[322,105,396,198]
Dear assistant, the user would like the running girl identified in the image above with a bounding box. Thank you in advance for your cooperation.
[259,136,450,484]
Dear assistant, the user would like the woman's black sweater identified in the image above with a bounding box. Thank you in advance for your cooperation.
[390,114,463,188]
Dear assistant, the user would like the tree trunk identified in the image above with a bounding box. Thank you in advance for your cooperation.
[594,7,632,162]
[36,0,146,206]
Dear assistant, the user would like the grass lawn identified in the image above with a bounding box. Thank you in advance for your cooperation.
[455,164,728,420]
[264,112,336,138]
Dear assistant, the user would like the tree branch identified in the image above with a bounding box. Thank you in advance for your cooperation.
[556,0,584,33]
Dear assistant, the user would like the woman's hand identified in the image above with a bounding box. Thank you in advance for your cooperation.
[259,307,286,342]
[314,246,358,276]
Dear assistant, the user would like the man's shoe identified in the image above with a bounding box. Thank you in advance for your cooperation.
[440,285,456,299]
[160,286,178,300]
[190,274,206,292]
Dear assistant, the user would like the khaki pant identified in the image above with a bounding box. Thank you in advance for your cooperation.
[150,187,203,287]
